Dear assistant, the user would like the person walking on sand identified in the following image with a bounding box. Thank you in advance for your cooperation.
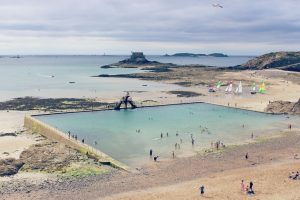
[241,180,245,192]
[68,131,71,139]
[199,185,204,196]
[245,153,248,160]
[82,139,84,143]
[172,151,175,159]
[249,181,253,192]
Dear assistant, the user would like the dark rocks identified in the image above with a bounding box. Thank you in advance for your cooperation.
[0,158,24,176]
[0,97,111,111]
[0,132,17,137]
[167,91,205,97]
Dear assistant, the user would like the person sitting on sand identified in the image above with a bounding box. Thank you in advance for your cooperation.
[289,171,299,180]
[154,156,159,162]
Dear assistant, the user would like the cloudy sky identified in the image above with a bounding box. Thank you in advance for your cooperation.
[0,0,299,55]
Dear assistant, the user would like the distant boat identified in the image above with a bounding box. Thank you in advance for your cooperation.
[225,82,233,93]
[251,82,257,94]
[235,81,242,94]
[69,81,75,84]
[258,81,266,94]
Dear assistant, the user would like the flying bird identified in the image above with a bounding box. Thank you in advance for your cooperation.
[212,3,223,8]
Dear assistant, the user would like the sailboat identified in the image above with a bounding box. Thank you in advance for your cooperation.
[251,82,256,94]
[235,81,242,94]
[225,82,233,93]
[258,81,266,94]
[216,81,222,90]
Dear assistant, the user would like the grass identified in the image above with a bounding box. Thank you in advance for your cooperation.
[60,163,109,177]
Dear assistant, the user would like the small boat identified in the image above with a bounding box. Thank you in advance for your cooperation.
[69,81,75,84]
[225,82,233,93]
[251,82,256,94]
[142,84,148,87]
[235,81,242,94]
[216,81,222,90]
[258,81,266,94]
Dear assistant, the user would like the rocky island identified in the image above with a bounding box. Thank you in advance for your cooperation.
[235,51,300,72]
[101,52,165,68]
[164,53,228,57]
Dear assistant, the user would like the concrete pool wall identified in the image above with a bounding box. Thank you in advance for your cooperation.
[24,115,130,171]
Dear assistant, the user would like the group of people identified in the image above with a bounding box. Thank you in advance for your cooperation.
[211,141,226,150]
[289,171,299,180]
[241,180,255,195]
[68,131,77,140]
[68,130,86,144]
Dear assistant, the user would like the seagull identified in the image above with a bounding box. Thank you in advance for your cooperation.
[212,3,223,8]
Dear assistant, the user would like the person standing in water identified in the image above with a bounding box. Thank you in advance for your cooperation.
[161,132,163,139]
[192,138,195,146]
[150,149,153,157]
[172,151,175,159]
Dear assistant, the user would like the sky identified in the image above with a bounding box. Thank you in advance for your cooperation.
[0,0,299,55]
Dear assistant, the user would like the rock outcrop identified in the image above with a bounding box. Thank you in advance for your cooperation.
[0,158,24,176]
[238,51,300,72]
[266,99,300,114]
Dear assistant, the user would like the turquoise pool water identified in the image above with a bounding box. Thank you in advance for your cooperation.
[35,103,296,167]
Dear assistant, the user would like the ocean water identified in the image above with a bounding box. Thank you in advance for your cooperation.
[35,103,296,167]
[0,55,252,101]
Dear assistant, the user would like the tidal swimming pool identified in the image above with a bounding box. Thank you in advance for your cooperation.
[35,103,296,167]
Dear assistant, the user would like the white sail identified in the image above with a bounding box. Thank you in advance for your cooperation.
[228,83,232,92]
[225,86,229,92]
[235,86,239,93]
[238,81,242,93]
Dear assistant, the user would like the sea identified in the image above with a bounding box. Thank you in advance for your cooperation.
[0,55,253,101]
